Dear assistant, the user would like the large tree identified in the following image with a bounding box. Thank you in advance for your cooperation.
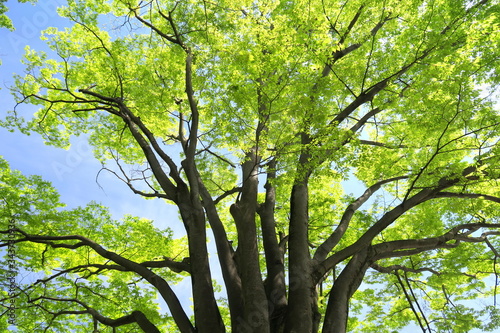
[2,0,500,332]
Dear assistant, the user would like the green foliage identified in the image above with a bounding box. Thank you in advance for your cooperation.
[2,0,500,331]
[0,0,37,31]
[0,157,180,331]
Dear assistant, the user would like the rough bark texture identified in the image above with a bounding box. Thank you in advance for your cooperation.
[285,133,316,333]
[230,150,270,333]
[322,248,372,333]
[258,159,287,332]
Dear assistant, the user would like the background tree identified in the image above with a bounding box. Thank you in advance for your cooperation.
[2,0,500,332]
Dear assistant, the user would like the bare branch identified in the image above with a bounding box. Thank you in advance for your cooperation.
[198,145,237,168]
[99,162,169,200]
[213,186,242,205]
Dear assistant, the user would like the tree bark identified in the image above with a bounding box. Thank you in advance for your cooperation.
[177,191,226,333]
[230,149,270,333]
[198,179,245,331]
[322,247,372,333]
[258,158,287,332]
[285,133,317,333]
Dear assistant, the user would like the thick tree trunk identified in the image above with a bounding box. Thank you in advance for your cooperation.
[322,247,372,333]
[178,185,225,333]
[258,159,287,332]
[285,182,315,333]
[198,180,245,331]
[230,150,270,333]
[285,131,319,333]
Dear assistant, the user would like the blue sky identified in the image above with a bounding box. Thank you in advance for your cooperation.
[0,0,184,233]
[0,0,196,326]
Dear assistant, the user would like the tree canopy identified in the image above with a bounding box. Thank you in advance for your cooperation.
[1,0,500,332]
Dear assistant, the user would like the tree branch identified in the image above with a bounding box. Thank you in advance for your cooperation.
[372,223,500,261]
[196,175,244,326]
[314,161,499,282]
[5,229,195,333]
[358,139,407,149]
[371,263,441,276]
[331,47,433,126]
[29,296,161,332]
[434,191,500,203]
[324,9,394,73]
[213,186,242,205]
[314,175,408,262]
[394,271,428,333]
[129,7,180,45]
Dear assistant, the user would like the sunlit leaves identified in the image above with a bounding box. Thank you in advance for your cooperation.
[0,157,179,330]
[2,0,500,331]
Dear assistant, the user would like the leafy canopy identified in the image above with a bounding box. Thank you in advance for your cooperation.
[2,0,500,332]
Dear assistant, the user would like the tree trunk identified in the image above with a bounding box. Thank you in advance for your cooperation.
[285,131,318,333]
[322,247,372,333]
[285,182,315,333]
[258,159,287,332]
[198,180,245,331]
[230,149,270,333]
[177,187,225,333]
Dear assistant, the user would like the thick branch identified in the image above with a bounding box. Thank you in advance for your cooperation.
[257,158,287,330]
[373,223,500,260]
[30,296,161,332]
[185,50,199,161]
[314,175,408,262]
[315,163,485,282]
[197,174,244,329]
[10,230,195,333]
[434,191,500,203]
[286,132,316,332]
[230,147,269,333]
